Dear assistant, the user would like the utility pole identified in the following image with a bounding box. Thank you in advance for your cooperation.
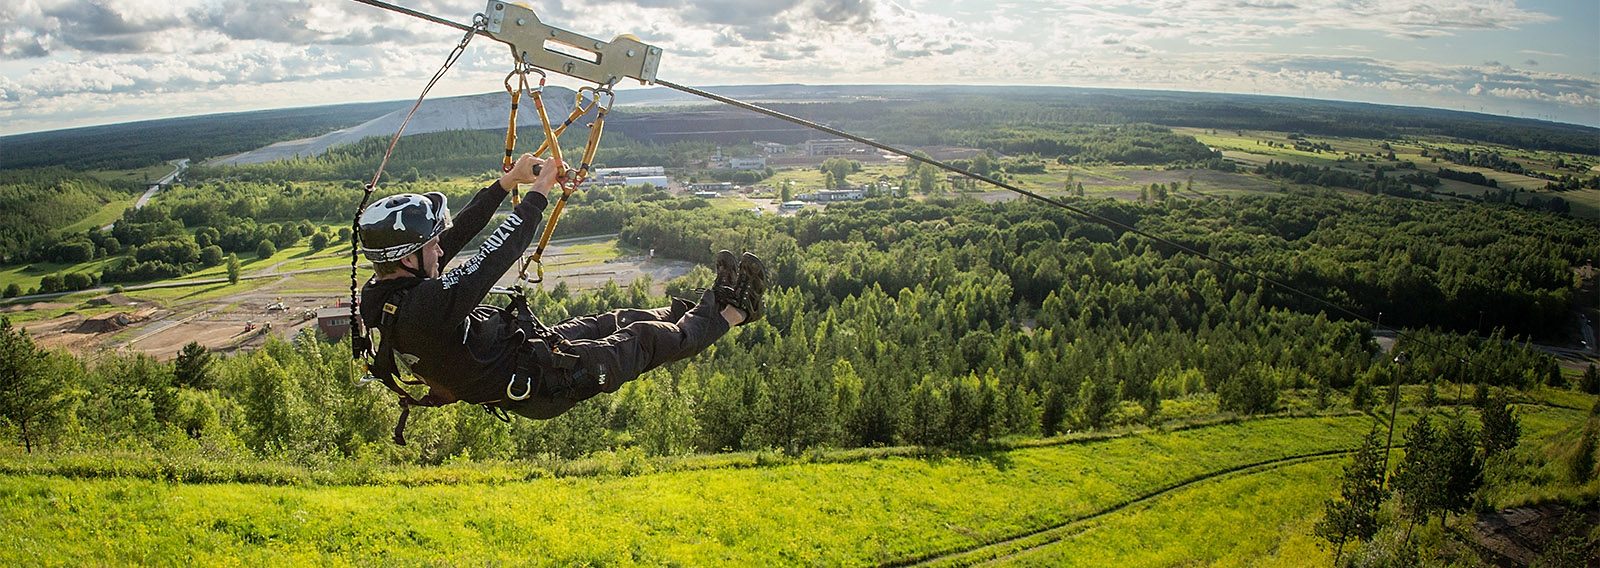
[1380,350,1408,490]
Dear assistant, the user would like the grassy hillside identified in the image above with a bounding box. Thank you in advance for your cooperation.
[0,403,1590,566]
[0,414,1384,565]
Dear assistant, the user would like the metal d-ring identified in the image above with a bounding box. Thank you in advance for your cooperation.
[507,372,534,401]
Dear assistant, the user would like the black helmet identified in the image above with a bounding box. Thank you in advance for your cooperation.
[358,192,451,263]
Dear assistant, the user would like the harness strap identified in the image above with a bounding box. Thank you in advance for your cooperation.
[365,286,454,445]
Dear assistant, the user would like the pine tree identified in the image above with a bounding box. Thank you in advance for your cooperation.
[1572,429,1596,484]
[1393,415,1444,539]
[174,341,213,390]
[1436,413,1483,523]
[1581,364,1599,395]
[1315,427,1389,562]
[1479,395,1520,458]
[0,318,64,452]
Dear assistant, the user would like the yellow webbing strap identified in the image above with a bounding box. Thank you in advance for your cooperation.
[518,88,614,285]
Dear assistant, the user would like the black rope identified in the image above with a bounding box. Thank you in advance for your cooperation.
[345,0,1492,375]
[350,13,486,363]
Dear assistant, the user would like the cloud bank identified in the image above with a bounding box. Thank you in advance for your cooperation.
[2,0,1594,134]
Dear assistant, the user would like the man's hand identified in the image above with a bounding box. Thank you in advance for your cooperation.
[499,153,563,197]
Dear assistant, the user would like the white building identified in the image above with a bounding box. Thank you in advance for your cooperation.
[798,189,866,202]
[755,142,788,154]
[594,166,665,177]
[804,139,863,156]
[624,176,669,188]
[728,156,767,170]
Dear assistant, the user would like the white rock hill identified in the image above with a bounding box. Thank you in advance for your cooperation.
[210,89,577,165]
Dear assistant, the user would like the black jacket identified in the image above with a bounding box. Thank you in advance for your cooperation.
[359,181,548,404]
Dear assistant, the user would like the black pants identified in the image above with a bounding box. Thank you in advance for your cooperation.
[507,289,729,419]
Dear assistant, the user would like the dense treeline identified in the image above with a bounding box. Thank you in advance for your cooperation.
[961,124,1218,165]
[744,87,1598,156]
[1256,161,1431,197]
[0,101,400,171]
[3,189,1589,464]
[0,168,140,262]
[9,88,1596,177]
[1435,167,1498,187]
[1429,147,1524,175]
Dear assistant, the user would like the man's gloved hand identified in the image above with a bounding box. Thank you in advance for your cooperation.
[500,153,563,197]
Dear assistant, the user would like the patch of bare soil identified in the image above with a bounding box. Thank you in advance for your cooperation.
[1469,502,1599,567]
[1,301,69,313]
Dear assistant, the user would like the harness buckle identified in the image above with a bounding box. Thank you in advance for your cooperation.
[507,373,535,401]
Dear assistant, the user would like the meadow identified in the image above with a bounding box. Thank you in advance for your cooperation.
[0,402,1590,566]
[0,413,1391,565]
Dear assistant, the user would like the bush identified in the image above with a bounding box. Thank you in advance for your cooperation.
[3,283,19,298]
[62,272,94,291]
[200,245,225,266]
[256,239,277,259]
[38,274,65,294]
[1218,364,1280,415]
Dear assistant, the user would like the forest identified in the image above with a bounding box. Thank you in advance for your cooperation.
[8,86,1595,178]
[3,186,1593,464]
[0,168,142,263]
[0,101,399,171]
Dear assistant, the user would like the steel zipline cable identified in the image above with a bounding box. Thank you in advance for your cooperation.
[350,0,1485,368]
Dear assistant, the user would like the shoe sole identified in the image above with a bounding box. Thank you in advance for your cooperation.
[738,252,767,320]
[714,250,739,290]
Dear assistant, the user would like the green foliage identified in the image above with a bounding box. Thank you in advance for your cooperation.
[174,342,213,391]
[1572,428,1596,484]
[255,240,277,259]
[0,168,135,261]
[0,101,397,171]
[1315,428,1390,561]
[1217,363,1280,415]
[0,318,72,452]
[1392,417,1444,530]
[1392,413,1482,535]
[226,254,241,285]
[1479,395,1521,459]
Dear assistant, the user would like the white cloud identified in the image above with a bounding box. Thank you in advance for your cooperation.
[0,0,1595,133]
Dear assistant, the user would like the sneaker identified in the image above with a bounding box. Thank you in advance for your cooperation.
[712,249,739,303]
[735,251,768,323]
[713,249,736,294]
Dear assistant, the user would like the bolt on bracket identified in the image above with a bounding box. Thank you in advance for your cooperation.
[482,0,661,86]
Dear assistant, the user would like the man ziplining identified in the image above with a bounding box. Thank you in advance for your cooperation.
[356,153,766,438]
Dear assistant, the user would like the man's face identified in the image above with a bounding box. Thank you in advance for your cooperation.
[405,238,445,277]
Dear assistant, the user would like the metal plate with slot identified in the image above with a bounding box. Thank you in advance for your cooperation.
[483,0,661,86]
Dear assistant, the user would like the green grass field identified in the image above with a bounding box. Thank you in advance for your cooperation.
[0,398,1591,566]
[1000,457,1340,566]
[0,414,1388,565]
[58,196,139,235]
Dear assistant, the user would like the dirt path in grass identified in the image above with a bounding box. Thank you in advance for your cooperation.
[888,448,1364,567]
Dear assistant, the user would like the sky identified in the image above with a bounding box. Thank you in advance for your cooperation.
[1,0,1597,136]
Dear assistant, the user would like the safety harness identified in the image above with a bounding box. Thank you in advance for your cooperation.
[350,4,633,445]
[362,283,580,445]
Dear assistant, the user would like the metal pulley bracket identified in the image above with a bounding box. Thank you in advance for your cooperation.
[483,1,661,87]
